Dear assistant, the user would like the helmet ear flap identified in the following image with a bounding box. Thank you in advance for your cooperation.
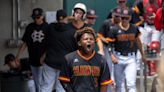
[83,13,86,20]
[71,9,74,16]
[78,41,81,46]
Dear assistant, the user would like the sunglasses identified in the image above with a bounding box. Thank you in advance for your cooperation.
[121,17,130,20]
[35,16,41,19]
[114,15,121,18]
[118,1,126,3]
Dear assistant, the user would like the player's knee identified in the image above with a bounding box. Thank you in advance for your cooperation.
[126,81,136,89]
[115,82,123,88]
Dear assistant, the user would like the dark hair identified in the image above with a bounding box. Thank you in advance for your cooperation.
[74,8,85,14]
[74,27,97,42]
[4,53,15,65]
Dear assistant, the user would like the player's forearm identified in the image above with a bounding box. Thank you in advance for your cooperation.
[100,85,108,92]
[97,39,104,53]
[16,42,27,59]
[40,52,46,64]
[41,52,46,60]
[99,36,108,43]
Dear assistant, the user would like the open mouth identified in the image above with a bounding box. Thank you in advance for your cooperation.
[87,44,91,49]
[83,44,94,53]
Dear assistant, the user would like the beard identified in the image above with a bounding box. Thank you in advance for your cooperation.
[80,44,94,54]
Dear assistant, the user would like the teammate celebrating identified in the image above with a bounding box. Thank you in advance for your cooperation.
[85,9,97,27]
[107,0,127,19]
[97,7,122,91]
[107,8,145,92]
[59,27,113,92]
[69,3,89,30]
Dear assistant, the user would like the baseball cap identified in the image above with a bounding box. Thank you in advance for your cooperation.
[56,9,67,21]
[121,8,132,17]
[4,53,15,65]
[112,8,122,15]
[31,8,44,19]
[86,9,97,18]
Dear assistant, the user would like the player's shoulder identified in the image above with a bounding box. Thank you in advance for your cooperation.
[112,24,120,29]
[65,51,77,60]
[130,24,138,30]
[43,22,49,25]
[95,52,107,63]
[48,23,55,28]
[110,7,118,12]
[95,52,103,58]
[104,19,110,23]
[27,22,35,27]
[25,23,36,31]
[103,19,112,25]
[130,23,137,27]
[28,22,48,27]
[65,22,74,29]
[110,24,120,32]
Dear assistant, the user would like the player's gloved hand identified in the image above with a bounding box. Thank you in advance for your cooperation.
[110,54,118,64]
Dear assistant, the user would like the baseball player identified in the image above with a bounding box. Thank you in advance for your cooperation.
[85,9,97,26]
[131,0,161,26]
[98,7,122,46]
[68,3,89,29]
[97,7,122,91]
[107,8,145,92]
[154,7,163,31]
[41,9,69,92]
[4,53,36,92]
[59,27,113,92]
[141,5,162,75]
[107,0,127,19]
[15,8,48,92]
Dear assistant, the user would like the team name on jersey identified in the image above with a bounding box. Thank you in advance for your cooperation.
[117,33,135,41]
[73,65,100,76]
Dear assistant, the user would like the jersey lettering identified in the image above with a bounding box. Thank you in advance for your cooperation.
[117,34,135,41]
[31,30,45,43]
[73,65,100,76]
